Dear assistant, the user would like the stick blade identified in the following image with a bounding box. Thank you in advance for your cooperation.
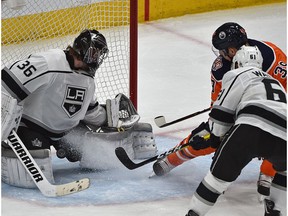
[115,147,138,170]
[154,116,166,128]
[55,178,90,196]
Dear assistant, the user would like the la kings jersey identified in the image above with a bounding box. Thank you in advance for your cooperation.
[209,66,287,141]
[2,49,97,138]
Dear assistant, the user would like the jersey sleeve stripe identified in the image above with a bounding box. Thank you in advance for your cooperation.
[87,101,99,111]
[209,107,235,124]
[237,105,286,129]
[23,70,73,86]
[2,67,28,101]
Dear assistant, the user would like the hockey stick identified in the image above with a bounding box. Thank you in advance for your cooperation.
[115,143,190,170]
[115,134,210,170]
[6,130,90,197]
[154,107,210,128]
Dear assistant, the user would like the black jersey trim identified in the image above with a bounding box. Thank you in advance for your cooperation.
[238,105,286,128]
[2,67,28,100]
[87,102,99,111]
[209,108,234,124]
[21,118,67,138]
[272,173,287,188]
[196,182,221,204]
[23,70,74,85]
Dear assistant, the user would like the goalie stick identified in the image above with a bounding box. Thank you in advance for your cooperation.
[6,130,90,197]
[154,107,210,128]
[115,134,210,170]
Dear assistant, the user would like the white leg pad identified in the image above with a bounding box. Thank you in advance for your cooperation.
[1,148,54,188]
[62,122,157,170]
[132,123,157,159]
[1,92,23,141]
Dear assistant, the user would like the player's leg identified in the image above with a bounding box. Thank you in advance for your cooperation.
[187,124,258,215]
[262,135,286,216]
[153,122,215,176]
[258,159,276,201]
[153,134,215,176]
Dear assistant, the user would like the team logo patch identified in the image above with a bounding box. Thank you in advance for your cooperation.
[212,56,223,71]
[31,138,42,147]
[219,31,226,39]
[62,86,86,117]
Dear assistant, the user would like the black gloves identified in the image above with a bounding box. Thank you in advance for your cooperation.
[188,122,221,150]
[191,122,210,136]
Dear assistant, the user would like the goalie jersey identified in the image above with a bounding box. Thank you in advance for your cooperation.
[2,49,99,138]
[209,66,287,141]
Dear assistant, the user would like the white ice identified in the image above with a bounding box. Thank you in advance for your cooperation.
[1,3,286,216]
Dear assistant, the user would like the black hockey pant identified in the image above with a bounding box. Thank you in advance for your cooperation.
[210,124,286,182]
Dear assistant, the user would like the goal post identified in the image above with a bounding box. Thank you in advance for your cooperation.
[1,0,138,108]
[130,0,138,109]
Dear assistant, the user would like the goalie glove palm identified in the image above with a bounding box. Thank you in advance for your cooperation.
[106,93,140,129]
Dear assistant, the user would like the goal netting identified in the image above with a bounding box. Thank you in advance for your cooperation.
[1,0,137,105]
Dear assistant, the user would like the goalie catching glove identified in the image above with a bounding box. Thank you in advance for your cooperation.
[106,93,140,130]
[188,122,221,150]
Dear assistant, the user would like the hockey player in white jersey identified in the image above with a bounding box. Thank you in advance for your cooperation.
[185,46,286,216]
[1,29,155,189]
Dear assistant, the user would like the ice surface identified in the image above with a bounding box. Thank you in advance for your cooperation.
[1,3,286,216]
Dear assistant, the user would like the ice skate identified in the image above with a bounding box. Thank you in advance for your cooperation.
[257,172,273,202]
[153,156,176,176]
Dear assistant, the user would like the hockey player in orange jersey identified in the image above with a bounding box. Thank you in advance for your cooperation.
[152,22,287,200]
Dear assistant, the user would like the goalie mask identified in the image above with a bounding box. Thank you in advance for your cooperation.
[73,29,109,74]
[212,22,248,54]
[231,45,263,70]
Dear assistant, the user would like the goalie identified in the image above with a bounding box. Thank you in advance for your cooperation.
[1,29,155,189]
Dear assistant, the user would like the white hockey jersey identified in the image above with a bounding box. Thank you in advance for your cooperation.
[2,49,103,138]
[209,66,287,141]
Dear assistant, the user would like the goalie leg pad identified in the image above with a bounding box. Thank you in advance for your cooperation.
[1,148,54,188]
[1,92,23,141]
[132,123,157,159]
[62,122,157,170]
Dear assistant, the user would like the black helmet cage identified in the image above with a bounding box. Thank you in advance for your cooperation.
[212,22,248,52]
[73,29,109,73]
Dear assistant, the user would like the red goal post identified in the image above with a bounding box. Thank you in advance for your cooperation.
[1,0,138,108]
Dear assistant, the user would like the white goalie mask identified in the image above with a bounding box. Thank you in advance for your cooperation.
[231,45,263,70]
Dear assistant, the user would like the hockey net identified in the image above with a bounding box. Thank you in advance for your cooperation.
[1,0,137,106]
